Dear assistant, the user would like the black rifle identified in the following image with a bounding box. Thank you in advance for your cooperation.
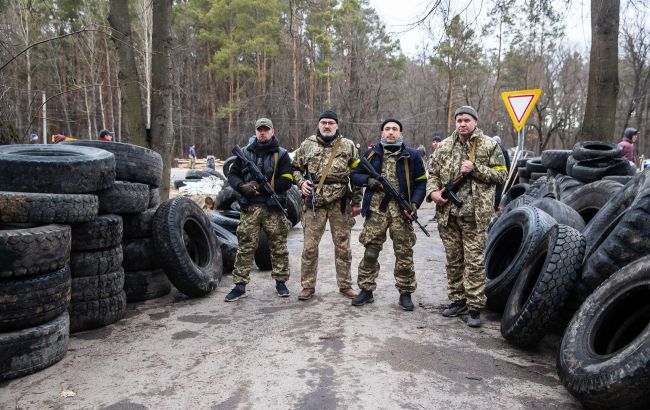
[232,145,288,217]
[304,168,317,218]
[441,171,472,208]
[359,156,430,237]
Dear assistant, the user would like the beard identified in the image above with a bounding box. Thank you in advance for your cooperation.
[320,129,336,137]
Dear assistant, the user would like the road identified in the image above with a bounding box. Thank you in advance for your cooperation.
[0,190,579,409]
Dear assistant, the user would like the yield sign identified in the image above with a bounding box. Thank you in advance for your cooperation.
[501,89,542,132]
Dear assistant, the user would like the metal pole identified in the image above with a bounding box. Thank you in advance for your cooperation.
[42,91,47,144]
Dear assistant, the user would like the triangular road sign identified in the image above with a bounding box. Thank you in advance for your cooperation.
[501,89,542,132]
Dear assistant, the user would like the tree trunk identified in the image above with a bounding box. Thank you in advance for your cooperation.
[108,0,147,146]
[150,0,174,200]
[580,0,620,141]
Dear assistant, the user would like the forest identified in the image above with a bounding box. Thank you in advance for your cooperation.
[0,0,648,162]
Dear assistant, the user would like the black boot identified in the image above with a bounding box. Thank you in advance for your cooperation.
[399,293,414,311]
[351,289,374,306]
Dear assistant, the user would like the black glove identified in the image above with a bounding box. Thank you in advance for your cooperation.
[367,177,383,192]
[239,181,260,198]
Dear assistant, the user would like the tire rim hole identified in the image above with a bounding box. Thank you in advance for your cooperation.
[486,226,523,280]
[183,218,210,268]
[592,286,650,356]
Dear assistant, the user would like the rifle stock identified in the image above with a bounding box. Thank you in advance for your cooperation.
[359,156,430,237]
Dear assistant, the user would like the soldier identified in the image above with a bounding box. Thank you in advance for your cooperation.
[224,118,294,302]
[292,110,363,301]
[350,118,427,310]
[426,106,507,327]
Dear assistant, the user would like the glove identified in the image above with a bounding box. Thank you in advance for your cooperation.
[239,181,260,198]
[367,178,383,192]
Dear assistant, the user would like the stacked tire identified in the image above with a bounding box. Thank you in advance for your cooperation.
[0,144,114,379]
[63,140,170,304]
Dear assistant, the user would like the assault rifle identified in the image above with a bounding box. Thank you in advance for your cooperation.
[304,168,317,218]
[441,171,472,208]
[359,156,430,237]
[232,145,288,217]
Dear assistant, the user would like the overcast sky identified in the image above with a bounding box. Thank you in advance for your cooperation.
[367,0,592,57]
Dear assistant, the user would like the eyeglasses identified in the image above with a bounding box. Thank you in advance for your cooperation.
[319,121,337,126]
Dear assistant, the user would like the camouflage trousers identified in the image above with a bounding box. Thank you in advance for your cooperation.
[438,215,487,310]
[300,199,355,289]
[232,206,289,285]
[357,211,417,294]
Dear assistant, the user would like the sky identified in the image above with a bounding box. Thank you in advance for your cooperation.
[367,0,592,58]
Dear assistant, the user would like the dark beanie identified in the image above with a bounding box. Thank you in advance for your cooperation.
[454,106,479,121]
[380,118,403,131]
[319,110,338,124]
[624,127,638,139]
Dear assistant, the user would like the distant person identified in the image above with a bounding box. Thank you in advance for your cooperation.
[98,129,113,141]
[427,136,443,170]
[189,144,197,169]
[492,136,511,210]
[30,133,39,144]
[224,117,293,302]
[426,106,507,328]
[619,128,639,167]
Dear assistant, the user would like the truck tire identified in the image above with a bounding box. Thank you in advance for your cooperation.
[70,214,122,251]
[541,149,572,172]
[123,269,172,302]
[0,224,71,278]
[152,197,222,297]
[97,181,149,215]
[0,192,98,224]
[501,225,584,347]
[122,208,156,239]
[69,246,123,277]
[70,268,125,303]
[0,312,69,381]
[122,237,160,271]
[69,291,126,333]
[484,206,557,311]
[530,197,585,231]
[64,140,163,187]
[0,266,71,332]
[572,140,622,161]
[557,256,650,410]
[0,145,115,193]
[561,180,624,225]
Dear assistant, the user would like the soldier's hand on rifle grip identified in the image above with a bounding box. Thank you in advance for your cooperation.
[429,190,448,206]
[239,181,260,198]
[367,177,384,192]
[300,180,313,197]
[461,160,475,174]
[403,203,418,221]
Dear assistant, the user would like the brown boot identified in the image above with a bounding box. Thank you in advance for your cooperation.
[339,287,358,299]
[298,288,315,300]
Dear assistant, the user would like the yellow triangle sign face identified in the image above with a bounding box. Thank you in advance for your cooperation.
[501,89,542,132]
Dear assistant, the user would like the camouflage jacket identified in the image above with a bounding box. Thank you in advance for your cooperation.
[426,128,507,229]
[292,134,363,207]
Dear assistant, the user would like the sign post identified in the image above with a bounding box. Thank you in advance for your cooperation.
[501,89,542,192]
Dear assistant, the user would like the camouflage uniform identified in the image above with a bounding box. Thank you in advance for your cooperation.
[228,137,293,285]
[351,144,427,294]
[426,128,507,309]
[292,134,363,289]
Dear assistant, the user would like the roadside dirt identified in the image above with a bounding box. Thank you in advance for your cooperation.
[0,172,580,409]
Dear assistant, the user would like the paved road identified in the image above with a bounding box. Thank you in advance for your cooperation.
[0,201,579,409]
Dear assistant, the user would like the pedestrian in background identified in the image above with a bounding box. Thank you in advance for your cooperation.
[350,118,427,311]
[291,110,362,301]
[619,127,639,167]
[189,144,197,169]
[426,106,507,328]
[98,129,113,141]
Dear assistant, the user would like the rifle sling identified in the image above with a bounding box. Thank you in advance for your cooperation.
[316,138,342,195]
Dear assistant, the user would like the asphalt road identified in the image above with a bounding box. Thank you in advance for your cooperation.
[0,194,580,409]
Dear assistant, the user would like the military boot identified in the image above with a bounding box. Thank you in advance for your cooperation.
[399,293,414,311]
[351,289,374,306]
[441,300,468,317]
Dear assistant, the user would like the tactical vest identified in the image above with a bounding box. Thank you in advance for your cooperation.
[238,146,288,209]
